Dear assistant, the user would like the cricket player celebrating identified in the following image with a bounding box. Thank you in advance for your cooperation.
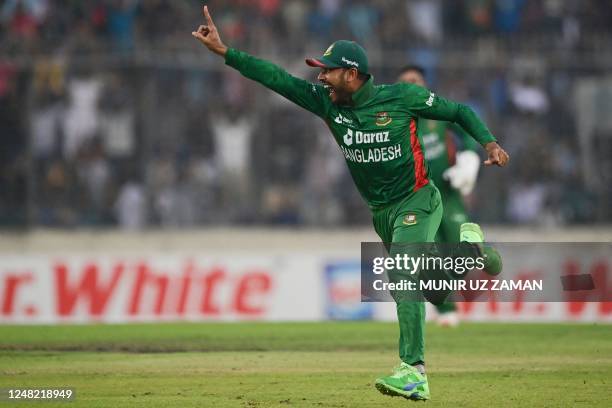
[192,5,509,401]
[398,65,483,328]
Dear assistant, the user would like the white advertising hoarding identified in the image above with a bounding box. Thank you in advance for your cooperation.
[1,241,610,323]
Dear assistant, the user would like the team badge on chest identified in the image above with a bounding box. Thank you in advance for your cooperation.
[375,112,392,126]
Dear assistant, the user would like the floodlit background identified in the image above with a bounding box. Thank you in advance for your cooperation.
[0,0,611,324]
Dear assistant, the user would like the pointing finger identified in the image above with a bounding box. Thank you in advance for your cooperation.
[203,5,215,27]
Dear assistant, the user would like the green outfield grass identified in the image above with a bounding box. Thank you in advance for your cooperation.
[1,322,611,407]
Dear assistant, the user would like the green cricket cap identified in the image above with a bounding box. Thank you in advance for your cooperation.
[306,40,369,74]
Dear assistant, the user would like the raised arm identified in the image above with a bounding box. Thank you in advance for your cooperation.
[400,83,510,167]
[192,5,330,118]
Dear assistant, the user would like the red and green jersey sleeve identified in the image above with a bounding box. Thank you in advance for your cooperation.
[224,48,496,209]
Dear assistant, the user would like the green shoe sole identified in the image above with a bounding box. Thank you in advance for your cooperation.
[375,379,429,401]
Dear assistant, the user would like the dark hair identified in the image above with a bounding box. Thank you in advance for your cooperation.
[398,64,426,77]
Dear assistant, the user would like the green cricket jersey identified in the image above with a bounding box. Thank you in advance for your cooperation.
[418,119,479,189]
[225,48,496,209]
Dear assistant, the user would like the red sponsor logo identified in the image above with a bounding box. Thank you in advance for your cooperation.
[1,260,273,320]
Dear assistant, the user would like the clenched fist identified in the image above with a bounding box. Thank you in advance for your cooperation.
[484,142,510,167]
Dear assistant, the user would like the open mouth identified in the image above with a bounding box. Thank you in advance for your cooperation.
[322,83,336,97]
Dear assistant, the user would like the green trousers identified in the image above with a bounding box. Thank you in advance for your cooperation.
[372,182,443,365]
[434,186,469,314]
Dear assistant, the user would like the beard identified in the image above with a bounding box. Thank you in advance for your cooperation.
[326,84,351,105]
[333,89,352,105]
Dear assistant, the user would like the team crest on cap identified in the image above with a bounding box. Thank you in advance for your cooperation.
[323,44,334,56]
[375,112,392,126]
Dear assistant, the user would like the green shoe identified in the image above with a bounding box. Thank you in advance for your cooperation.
[459,222,484,243]
[375,363,430,401]
[460,223,502,276]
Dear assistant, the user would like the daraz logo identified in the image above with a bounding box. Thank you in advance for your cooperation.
[426,92,435,107]
[334,113,353,125]
[343,128,353,146]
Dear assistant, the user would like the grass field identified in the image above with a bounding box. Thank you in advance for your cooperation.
[1,322,611,407]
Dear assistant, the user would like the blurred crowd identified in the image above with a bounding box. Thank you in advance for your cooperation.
[1,0,611,228]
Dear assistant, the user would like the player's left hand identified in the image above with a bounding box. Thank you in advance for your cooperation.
[484,142,510,167]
